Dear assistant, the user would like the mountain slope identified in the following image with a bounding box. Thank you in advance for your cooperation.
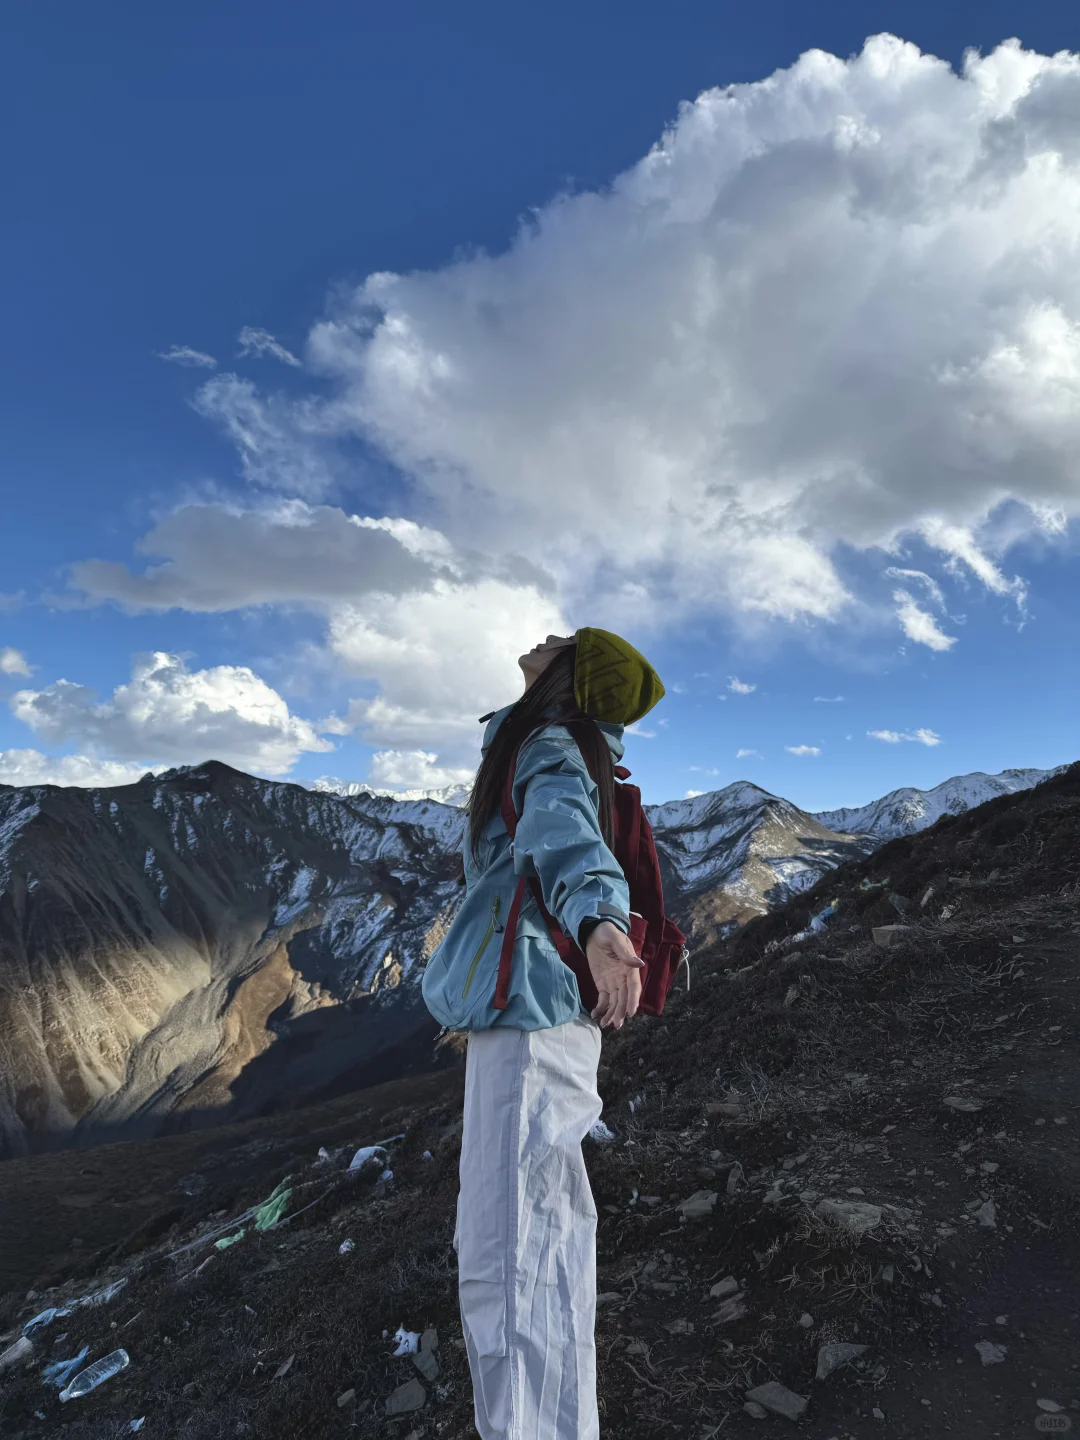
[647,783,872,943]
[2,765,1078,1439]
[0,762,465,1159]
[0,758,1063,1158]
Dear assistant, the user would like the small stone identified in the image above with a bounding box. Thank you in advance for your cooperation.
[881,1264,895,1285]
[975,1340,1007,1366]
[816,1343,868,1380]
[872,1407,885,1420]
[337,1390,356,1409]
[974,1199,997,1228]
[1037,1399,1064,1413]
[713,1294,748,1325]
[273,1353,295,1379]
[710,1276,739,1298]
[743,1401,768,1419]
[596,1292,623,1306]
[995,1315,1008,1325]
[816,1198,883,1233]
[873,925,911,947]
[981,1161,1000,1173]
[412,1348,439,1381]
[0,1337,34,1373]
[664,1317,695,1335]
[420,1327,438,1353]
[678,1189,719,1220]
[1035,1118,1047,1126]
[944,1096,985,1112]
[744,1380,809,1421]
[385,1377,427,1415]
[798,1313,814,1329]
[707,1100,744,1117]
[726,1164,744,1196]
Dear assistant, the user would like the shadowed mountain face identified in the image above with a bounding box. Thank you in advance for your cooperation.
[0,760,1055,1158]
[0,763,465,1159]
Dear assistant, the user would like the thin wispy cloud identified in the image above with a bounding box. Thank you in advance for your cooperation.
[736,748,761,759]
[786,745,821,757]
[813,695,845,703]
[893,590,957,652]
[238,326,301,367]
[868,727,942,746]
[156,345,217,369]
[884,567,947,610]
[727,676,756,695]
[625,723,656,738]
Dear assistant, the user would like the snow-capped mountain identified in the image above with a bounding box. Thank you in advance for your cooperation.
[646,784,873,944]
[0,756,1064,1157]
[813,766,1062,841]
[309,776,472,809]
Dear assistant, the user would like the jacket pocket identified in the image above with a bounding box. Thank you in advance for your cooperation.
[461,894,502,1000]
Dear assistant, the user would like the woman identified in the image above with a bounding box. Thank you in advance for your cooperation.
[422,627,665,1440]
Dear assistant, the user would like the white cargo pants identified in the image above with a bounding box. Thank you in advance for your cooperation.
[454,1011,604,1439]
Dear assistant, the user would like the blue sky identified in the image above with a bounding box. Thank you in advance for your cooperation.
[2,0,1079,809]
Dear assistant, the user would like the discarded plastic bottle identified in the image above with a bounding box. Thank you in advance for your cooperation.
[59,1348,130,1402]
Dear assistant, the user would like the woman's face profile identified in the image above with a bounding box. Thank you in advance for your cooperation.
[518,633,575,686]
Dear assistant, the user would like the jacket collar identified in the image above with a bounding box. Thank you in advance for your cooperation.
[481,704,625,762]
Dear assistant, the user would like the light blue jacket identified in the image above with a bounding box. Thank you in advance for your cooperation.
[421,705,631,1030]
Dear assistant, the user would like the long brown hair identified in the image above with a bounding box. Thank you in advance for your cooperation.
[468,645,615,862]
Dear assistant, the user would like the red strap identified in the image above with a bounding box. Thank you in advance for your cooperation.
[493,874,526,1010]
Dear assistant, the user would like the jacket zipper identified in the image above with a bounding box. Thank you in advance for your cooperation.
[462,894,502,1000]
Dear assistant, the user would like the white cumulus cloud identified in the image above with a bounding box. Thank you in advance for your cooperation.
[274,34,1080,633]
[10,652,333,777]
[727,676,756,695]
[327,577,566,761]
[0,750,158,788]
[786,745,821,757]
[868,727,942,745]
[76,33,1080,770]
[366,749,476,792]
[0,647,32,677]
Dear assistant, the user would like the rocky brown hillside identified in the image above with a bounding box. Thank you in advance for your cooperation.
[0,762,1076,1438]
[0,762,464,1159]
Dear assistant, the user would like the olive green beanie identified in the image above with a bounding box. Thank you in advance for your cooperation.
[573,627,665,726]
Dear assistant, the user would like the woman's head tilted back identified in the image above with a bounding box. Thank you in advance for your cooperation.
[467,628,665,861]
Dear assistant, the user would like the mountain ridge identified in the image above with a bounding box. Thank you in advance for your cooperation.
[0,758,1062,1157]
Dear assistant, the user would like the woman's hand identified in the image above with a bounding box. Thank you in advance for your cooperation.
[585,921,645,1029]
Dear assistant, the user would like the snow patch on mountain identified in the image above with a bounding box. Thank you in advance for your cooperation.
[813,767,1063,841]
[310,776,472,809]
